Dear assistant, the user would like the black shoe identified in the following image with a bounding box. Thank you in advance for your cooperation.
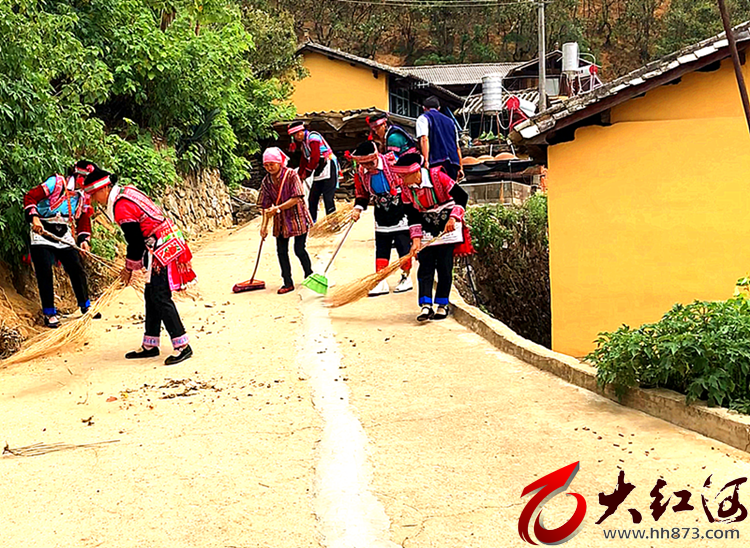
[417,306,434,322]
[44,314,61,329]
[125,346,160,359]
[165,345,193,366]
[433,305,449,320]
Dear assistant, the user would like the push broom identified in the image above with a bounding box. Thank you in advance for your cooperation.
[233,171,294,293]
[303,220,355,295]
[232,212,268,293]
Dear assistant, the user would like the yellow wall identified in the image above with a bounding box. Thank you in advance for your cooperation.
[612,58,749,122]
[548,60,750,357]
[291,52,389,114]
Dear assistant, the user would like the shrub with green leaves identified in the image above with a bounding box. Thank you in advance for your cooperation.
[588,296,750,412]
[463,193,551,347]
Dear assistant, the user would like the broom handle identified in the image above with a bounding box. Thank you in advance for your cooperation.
[249,237,265,282]
[39,229,89,255]
[39,229,119,273]
[250,213,270,281]
[324,220,354,274]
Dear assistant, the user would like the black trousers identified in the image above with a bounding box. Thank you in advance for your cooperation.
[417,244,455,307]
[375,230,411,267]
[144,266,187,350]
[30,245,89,315]
[276,233,313,286]
[308,162,338,223]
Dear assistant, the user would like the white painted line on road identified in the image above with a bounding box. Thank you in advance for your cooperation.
[299,283,399,548]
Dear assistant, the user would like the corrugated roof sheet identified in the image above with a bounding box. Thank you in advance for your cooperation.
[511,22,750,142]
[402,63,522,86]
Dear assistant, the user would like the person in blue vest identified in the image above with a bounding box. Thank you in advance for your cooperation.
[415,96,464,181]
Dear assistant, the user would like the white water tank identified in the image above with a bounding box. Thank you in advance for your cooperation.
[562,42,580,72]
[482,73,505,112]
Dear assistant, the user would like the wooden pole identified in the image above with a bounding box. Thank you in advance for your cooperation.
[717,0,750,133]
[538,0,547,113]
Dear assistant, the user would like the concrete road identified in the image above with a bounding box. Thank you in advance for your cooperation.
[0,211,748,548]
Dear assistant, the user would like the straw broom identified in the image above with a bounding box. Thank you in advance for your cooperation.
[1,279,126,367]
[309,203,354,238]
[325,232,445,308]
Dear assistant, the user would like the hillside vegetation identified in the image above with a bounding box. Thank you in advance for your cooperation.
[276,0,750,75]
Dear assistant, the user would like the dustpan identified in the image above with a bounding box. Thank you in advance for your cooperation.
[303,221,354,295]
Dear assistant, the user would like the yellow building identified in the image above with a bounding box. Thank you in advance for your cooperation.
[512,23,750,357]
[292,43,459,118]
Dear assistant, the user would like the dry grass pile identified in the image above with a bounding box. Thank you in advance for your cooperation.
[0,322,23,359]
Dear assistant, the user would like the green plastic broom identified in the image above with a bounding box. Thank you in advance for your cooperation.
[303,220,355,295]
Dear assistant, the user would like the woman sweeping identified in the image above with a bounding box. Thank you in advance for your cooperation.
[391,153,471,322]
[258,147,314,294]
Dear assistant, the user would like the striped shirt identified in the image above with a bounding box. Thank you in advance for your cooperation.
[258,168,313,238]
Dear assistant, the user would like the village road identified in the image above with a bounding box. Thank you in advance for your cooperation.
[0,211,749,548]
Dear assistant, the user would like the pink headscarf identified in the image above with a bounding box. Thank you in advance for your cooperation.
[262,147,289,167]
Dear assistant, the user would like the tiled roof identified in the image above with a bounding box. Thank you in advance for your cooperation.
[296,42,463,102]
[297,42,405,78]
[273,108,416,131]
[401,63,522,86]
[511,22,750,143]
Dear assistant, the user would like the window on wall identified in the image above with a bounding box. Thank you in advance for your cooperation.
[389,88,420,119]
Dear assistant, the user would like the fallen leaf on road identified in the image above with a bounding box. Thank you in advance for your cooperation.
[106,396,117,402]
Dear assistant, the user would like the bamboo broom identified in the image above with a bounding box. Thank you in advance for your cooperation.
[308,203,354,238]
[1,279,127,367]
[325,232,445,308]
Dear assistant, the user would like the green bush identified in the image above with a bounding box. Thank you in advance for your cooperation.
[463,193,551,347]
[587,296,750,412]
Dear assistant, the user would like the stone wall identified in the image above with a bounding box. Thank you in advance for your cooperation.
[161,169,234,240]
